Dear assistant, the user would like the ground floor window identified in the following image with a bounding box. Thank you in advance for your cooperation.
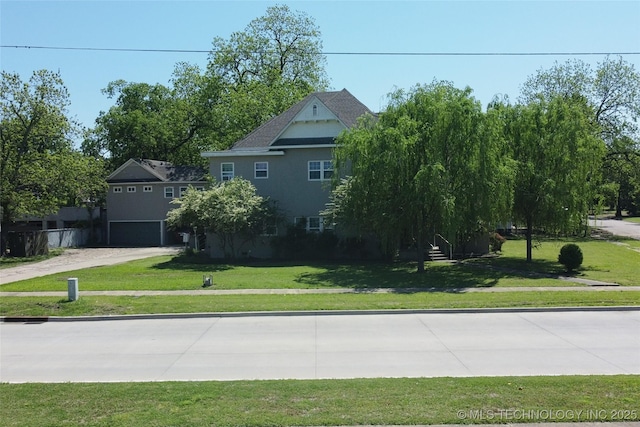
[294,216,326,232]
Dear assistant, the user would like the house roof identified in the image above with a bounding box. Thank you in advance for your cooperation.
[107,158,208,183]
[230,89,373,150]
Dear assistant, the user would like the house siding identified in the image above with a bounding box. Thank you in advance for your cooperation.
[106,159,206,246]
[209,147,333,221]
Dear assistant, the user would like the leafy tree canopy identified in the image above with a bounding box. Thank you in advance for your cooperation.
[90,4,329,171]
[498,95,604,260]
[167,178,276,260]
[1,70,107,254]
[328,81,513,271]
[520,56,640,217]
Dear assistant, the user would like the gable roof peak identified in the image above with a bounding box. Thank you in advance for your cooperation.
[228,88,372,151]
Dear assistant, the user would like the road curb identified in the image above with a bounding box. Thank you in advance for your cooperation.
[3,305,640,323]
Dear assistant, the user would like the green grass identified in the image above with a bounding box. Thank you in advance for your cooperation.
[0,255,575,293]
[623,216,640,223]
[0,376,637,426]
[1,237,638,317]
[1,291,638,317]
[2,237,637,295]
[469,236,640,286]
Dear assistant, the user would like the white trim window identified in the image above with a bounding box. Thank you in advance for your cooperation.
[294,216,323,232]
[308,160,333,181]
[221,162,234,181]
[127,186,136,193]
[164,187,174,199]
[254,161,268,179]
[179,187,188,197]
[143,185,153,193]
[113,186,123,193]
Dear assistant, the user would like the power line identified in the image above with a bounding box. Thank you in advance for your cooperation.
[2,45,639,56]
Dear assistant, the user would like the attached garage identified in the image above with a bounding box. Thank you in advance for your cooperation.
[109,221,163,247]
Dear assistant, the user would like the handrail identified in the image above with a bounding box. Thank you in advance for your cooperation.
[434,233,452,260]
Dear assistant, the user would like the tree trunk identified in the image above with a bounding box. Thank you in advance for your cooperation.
[615,188,623,218]
[526,216,533,262]
[416,238,425,273]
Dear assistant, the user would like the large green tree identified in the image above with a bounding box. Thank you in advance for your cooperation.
[86,63,224,170]
[520,56,640,217]
[167,178,275,260]
[500,95,604,261]
[207,4,329,147]
[329,82,513,272]
[90,5,329,169]
[0,70,106,254]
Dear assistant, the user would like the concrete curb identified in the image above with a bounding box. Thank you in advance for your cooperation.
[3,305,640,323]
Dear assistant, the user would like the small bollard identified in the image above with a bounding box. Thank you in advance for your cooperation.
[68,277,79,301]
[202,275,213,287]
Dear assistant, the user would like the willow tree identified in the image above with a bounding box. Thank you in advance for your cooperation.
[502,95,604,261]
[329,82,513,272]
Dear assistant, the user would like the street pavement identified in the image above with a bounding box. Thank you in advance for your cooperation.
[589,217,640,240]
[1,309,638,383]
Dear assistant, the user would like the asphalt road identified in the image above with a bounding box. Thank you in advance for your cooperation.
[589,218,640,240]
[2,309,638,383]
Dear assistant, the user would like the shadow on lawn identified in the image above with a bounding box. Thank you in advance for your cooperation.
[293,261,555,293]
[150,254,233,273]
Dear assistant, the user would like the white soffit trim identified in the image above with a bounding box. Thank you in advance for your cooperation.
[269,144,335,150]
[201,150,285,158]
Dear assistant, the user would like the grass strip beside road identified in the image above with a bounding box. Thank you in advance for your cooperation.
[1,375,638,427]
[1,291,638,317]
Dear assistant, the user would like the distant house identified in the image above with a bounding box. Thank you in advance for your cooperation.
[201,88,374,257]
[106,159,207,246]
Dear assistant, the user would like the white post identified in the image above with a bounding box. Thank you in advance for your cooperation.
[67,277,78,301]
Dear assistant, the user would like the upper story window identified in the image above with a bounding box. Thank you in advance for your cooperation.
[113,186,122,193]
[164,187,174,199]
[308,160,333,181]
[254,162,268,179]
[127,186,136,193]
[312,104,318,116]
[143,185,153,193]
[221,163,234,181]
[179,187,188,197]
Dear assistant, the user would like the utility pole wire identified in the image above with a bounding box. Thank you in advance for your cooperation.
[1,45,639,56]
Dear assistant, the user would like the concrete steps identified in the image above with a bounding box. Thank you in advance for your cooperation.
[427,245,449,262]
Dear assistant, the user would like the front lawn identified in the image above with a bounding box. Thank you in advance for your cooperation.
[468,236,640,286]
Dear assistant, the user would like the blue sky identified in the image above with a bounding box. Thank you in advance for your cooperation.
[2,0,639,133]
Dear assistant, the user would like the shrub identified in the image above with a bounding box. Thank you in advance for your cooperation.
[558,243,583,273]
[489,232,506,252]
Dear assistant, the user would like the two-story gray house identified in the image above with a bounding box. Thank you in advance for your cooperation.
[106,158,207,246]
[202,88,373,257]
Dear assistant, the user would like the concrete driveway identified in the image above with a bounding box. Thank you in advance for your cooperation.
[0,246,181,285]
[2,309,638,383]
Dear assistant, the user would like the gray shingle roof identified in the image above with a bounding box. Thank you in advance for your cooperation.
[231,89,373,150]
[107,159,207,183]
[138,159,207,182]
